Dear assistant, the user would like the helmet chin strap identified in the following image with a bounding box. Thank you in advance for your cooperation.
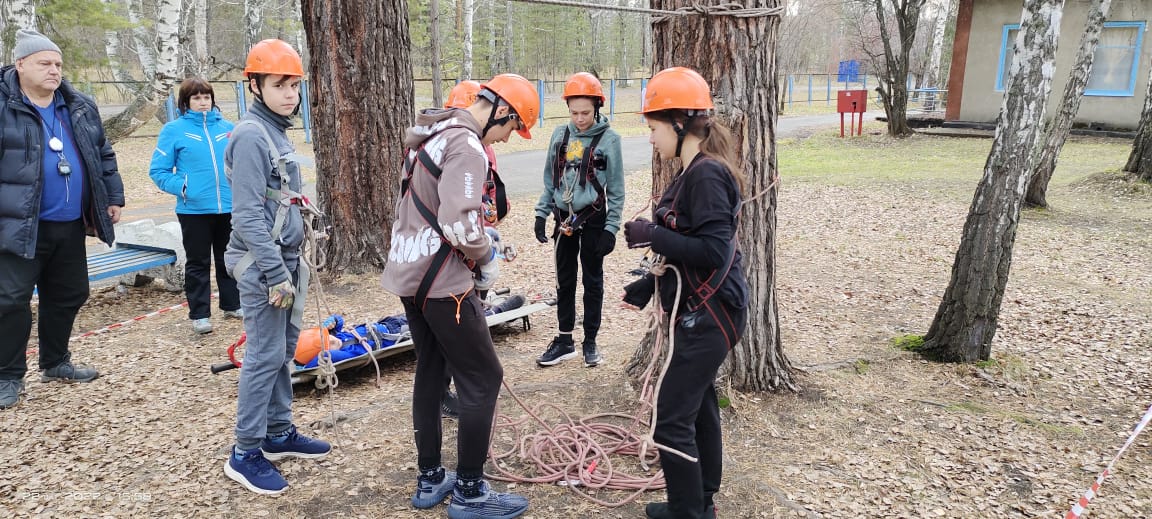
[479,89,514,139]
[673,121,687,160]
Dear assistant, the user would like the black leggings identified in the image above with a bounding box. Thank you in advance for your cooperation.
[653,302,746,519]
[403,294,504,478]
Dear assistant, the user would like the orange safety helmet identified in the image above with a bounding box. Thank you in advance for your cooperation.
[562,72,606,105]
[294,327,336,365]
[243,39,305,78]
[445,80,483,109]
[480,73,540,139]
[641,67,714,114]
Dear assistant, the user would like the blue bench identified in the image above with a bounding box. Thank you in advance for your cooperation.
[88,243,178,282]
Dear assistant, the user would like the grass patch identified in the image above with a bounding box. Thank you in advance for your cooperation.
[777,131,1131,190]
[891,334,926,351]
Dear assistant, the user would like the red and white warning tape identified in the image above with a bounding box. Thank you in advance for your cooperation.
[69,292,218,341]
[1066,402,1152,519]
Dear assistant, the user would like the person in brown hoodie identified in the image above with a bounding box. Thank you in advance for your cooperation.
[381,74,539,519]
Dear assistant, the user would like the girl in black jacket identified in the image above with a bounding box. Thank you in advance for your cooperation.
[623,67,750,519]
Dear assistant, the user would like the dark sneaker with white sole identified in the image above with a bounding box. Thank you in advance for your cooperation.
[225,446,288,495]
[260,425,331,461]
[582,342,602,367]
[412,467,457,509]
[536,336,576,367]
[447,479,528,519]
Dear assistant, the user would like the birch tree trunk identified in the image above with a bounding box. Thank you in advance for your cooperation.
[102,0,135,84]
[1025,0,1111,208]
[4,0,38,60]
[504,0,514,71]
[129,0,155,78]
[244,0,264,50]
[923,0,950,89]
[192,0,210,77]
[301,0,414,272]
[1124,54,1152,182]
[872,0,927,137]
[462,0,473,79]
[104,0,182,142]
[921,0,1065,363]
[625,0,794,392]
[430,0,443,107]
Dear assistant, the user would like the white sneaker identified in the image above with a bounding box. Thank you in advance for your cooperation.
[222,309,244,320]
[192,318,213,334]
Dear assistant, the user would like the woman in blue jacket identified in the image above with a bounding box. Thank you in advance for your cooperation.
[149,78,241,334]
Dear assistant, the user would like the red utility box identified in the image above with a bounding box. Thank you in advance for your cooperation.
[837,90,867,137]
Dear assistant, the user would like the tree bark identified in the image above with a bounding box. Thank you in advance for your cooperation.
[3,0,37,59]
[923,0,950,90]
[301,0,414,272]
[872,0,926,137]
[429,0,443,107]
[1025,0,1111,208]
[625,0,794,392]
[244,0,264,50]
[191,0,210,77]
[462,0,473,79]
[105,0,181,142]
[921,0,1065,363]
[129,0,155,77]
[1124,50,1152,182]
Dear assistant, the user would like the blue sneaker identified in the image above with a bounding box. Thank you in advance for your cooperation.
[447,480,528,519]
[412,468,457,509]
[260,425,331,461]
[224,446,288,495]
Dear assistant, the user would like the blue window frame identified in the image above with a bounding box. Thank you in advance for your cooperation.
[996,21,1146,96]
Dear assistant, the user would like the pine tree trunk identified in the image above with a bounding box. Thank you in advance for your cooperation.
[1124,57,1152,182]
[921,0,1065,363]
[625,0,794,392]
[429,0,443,107]
[1025,0,1111,208]
[301,0,414,272]
[503,0,514,71]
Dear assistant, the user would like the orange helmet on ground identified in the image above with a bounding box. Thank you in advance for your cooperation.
[446,80,483,109]
[295,327,336,365]
[480,73,540,139]
[641,67,714,114]
[562,72,606,105]
[244,39,305,78]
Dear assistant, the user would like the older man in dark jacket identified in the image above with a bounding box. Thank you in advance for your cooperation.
[0,30,125,409]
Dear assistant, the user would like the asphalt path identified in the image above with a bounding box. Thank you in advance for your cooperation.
[119,111,878,225]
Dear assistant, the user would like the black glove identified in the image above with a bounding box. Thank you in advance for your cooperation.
[623,275,656,309]
[596,230,616,256]
[624,218,656,249]
[534,216,549,243]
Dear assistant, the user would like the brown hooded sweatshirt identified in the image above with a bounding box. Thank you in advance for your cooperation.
[381,108,495,298]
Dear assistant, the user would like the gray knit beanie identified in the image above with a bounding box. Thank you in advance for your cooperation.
[13,29,62,61]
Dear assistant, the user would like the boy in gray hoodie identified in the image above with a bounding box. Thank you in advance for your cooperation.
[222,39,330,496]
[382,73,538,519]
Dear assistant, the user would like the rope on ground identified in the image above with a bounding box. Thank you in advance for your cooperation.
[507,0,783,20]
[1066,402,1152,519]
[485,257,692,507]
